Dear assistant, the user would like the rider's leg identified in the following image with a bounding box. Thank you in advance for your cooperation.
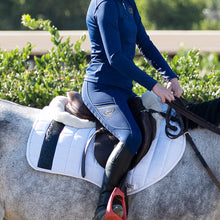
[93,142,133,220]
[82,81,142,219]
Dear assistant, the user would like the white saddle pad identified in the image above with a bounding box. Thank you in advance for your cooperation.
[27,101,185,195]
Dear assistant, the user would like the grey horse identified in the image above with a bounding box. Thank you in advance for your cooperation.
[0,98,220,220]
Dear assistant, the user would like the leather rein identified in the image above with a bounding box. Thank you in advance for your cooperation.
[161,97,220,190]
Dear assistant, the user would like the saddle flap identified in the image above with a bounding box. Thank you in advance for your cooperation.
[127,97,157,169]
[93,97,157,170]
[94,123,118,168]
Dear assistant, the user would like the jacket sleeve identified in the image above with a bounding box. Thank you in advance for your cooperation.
[95,0,157,91]
[132,1,178,82]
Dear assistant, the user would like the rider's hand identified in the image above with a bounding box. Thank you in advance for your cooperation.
[152,83,175,103]
[167,77,182,98]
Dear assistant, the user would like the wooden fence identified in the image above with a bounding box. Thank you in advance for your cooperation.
[0,30,220,55]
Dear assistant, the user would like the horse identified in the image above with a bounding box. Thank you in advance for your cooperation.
[0,97,220,220]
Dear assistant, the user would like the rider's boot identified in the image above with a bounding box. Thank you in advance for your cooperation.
[93,142,133,220]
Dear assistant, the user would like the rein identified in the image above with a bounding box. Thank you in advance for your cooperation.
[166,97,220,136]
[164,97,220,190]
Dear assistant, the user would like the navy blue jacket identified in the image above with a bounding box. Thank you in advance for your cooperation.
[85,0,177,91]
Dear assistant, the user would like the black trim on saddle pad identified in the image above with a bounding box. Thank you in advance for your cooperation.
[38,120,65,170]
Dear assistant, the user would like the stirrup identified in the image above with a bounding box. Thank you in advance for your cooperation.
[92,204,123,220]
[105,187,127,220]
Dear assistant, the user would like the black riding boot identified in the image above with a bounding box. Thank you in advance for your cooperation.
[93,142,133,220]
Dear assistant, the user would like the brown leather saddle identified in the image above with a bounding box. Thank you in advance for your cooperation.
[66,91,157,173]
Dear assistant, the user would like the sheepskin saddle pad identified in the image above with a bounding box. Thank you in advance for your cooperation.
[26,91,186,195]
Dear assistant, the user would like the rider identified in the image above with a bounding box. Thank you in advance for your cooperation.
[82,0,182,219]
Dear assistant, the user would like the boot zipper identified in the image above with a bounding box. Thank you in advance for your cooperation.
[122,0,126,11]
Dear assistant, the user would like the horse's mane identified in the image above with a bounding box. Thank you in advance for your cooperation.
[186,97,220,129]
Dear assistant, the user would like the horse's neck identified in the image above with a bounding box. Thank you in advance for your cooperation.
[188,128,220,178]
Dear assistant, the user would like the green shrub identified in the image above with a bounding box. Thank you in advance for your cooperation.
[0,14,87,108]
[134,49,220,102]
[171,49,220,102]
[0,15,219,108]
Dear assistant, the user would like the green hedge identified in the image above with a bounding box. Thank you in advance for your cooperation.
[134,50,220,102]
[0,15,219,108]
[0,15,87,108]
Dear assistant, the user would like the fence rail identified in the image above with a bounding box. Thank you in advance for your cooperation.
[0,30,220,55]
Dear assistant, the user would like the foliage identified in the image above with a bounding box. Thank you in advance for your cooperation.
[195,19,220,30]
[0,0,89,30]
[134,49,220,102]
[0,16,219,109]
[0,14,88,108]
[0,0,220,30]
[135,0,220,30]
[138,0,207,30]
[135,0,155,30]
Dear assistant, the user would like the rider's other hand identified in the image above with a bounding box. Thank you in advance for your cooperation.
[167,78,182,98]
[152,83,175,104]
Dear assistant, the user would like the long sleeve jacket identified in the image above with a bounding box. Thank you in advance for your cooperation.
[85,0,177,91]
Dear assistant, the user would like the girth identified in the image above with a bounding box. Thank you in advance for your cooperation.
[65,91,157,177]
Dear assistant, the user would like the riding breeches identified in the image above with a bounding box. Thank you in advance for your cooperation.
[82,81,142,155]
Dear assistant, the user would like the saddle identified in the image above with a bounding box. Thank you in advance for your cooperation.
[66,91,97,121]
[66,91,157,171]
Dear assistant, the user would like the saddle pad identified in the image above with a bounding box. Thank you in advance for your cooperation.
[27,106,186,195]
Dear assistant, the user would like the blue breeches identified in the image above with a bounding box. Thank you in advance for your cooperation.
[82,81,142,155]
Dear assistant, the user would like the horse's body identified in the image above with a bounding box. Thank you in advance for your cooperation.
[0,99,220,220]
